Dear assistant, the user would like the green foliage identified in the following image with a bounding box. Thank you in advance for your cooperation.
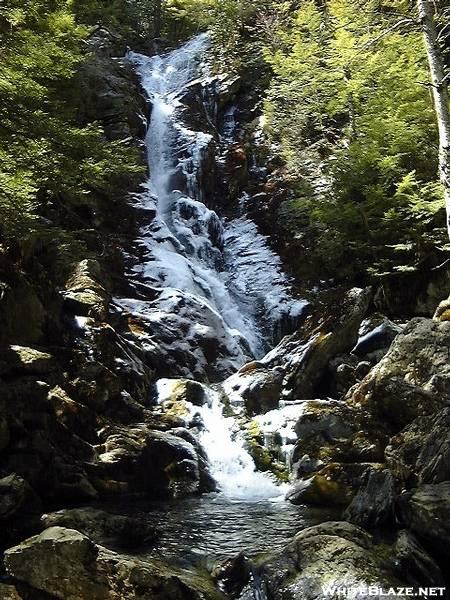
[163,0,214,40]
[260,0,444,281]
[0,0,143,241]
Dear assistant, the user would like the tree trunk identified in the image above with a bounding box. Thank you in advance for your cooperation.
[154,0,162,38]
[418,0,450,240]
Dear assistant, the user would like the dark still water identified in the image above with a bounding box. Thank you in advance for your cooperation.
[112,494,339,566]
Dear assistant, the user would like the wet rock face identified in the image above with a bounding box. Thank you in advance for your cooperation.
[265,287,371,400]
[117,291,253,383]
[344,468,398,529]
[352,314,403,358]
[385,408,450,485]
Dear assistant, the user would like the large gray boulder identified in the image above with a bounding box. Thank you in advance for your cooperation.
[5,526,223,600]
[348,318,450,431]
[5,528,104,600]
[261,522,402,600]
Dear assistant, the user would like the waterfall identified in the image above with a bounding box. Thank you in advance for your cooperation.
[121,35,305,499]
[157,379,287,501]
[117,35,305,382]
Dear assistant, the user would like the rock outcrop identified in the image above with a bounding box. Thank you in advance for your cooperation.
[5,527,225,600]
[259,522,441,600]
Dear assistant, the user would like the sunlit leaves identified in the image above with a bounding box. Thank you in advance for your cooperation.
[0,0,143,239]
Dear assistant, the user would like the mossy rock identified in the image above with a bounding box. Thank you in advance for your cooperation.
[245,422,290,482]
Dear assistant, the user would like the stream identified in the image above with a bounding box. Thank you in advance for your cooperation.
[111,496,337,567]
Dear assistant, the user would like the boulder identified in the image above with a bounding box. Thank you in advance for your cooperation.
[221,365,284,415]
[212,553,255,599]
[156,379,208,407]
[41,507,158,549]
[287,463,376,507]
[264,287,371,400]
[392,531,445,588]
[398,482,450,560]
[385,408,450,485]
[261,521,403,600]
[352,314,402,358]
[5,528,103,600]
[344,467,398,529]
[374,259,450,318]
[0,584,22,599]
[0,346,57,376]
[0,474,40,521]
[329,359,358,397]
[93,425,210,498]
[348,318,450,431]
[434,295,450,321]
[291,400,386,471]
[287,468,352,507]
[47,385,97,443]
[295,400,355,440]
[5,526,224,600]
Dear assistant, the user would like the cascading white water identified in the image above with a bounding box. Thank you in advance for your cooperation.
[122,36,306,500]
[157,379,286,500]
[126,35,264,361]
[121,35,305,370]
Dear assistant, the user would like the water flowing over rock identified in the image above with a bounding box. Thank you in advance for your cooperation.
[114,34,305,382]
[155,378,287,501]
[3,25,450,600]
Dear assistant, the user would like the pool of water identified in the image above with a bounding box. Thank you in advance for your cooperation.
[112,494,339,567]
